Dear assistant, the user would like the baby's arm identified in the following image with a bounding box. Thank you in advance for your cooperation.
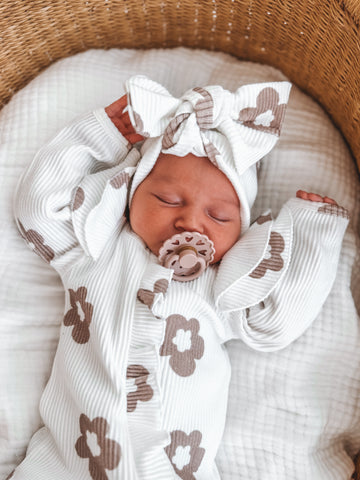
[14,99,140,273]
[217,192,349,351]
[245,193,349,351]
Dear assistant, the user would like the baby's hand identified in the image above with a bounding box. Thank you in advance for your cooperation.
[296,190,338,205]
[105,95,144,144]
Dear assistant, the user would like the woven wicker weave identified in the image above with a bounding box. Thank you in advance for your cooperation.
[0,0,360,171]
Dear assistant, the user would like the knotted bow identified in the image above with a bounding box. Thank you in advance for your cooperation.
[126,75,292,234]
[126,75,291,175]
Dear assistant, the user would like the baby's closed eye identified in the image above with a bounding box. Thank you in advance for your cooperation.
[153,194,181,205]
[207,210,232,223]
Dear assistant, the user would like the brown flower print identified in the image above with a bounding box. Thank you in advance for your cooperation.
[110,171,130,189]
[159,314,204,377]
[249,231,285,279]
[72,186,85,211]
[137,279,169,309]
[255,212,272,225]
[162,113,191,149]
[126,364,154,412]
[238,87,287,136]
[193,87,214,130]
[165,430,205,480]
[63,286,93,344]
[75,414,121,480]
[18,220,55,263]
[318,204,349,219]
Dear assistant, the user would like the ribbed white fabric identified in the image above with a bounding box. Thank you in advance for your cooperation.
[1,48,359,480]
[10,103,349,479]
[12,111,231,479]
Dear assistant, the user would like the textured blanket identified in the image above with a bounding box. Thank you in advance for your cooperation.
[0,47,359,480]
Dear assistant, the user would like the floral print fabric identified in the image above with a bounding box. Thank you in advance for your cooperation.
[72,186,85,211]
[318,203,349,219]
[126,364,154,412]
[137,278,169,309]
[75,414,121,480]
[249,231,285,279]
[165,430,205,480]
[160,314,205,377]
[63,286,93,344]
[18,220,55,263]
[238,87,288,136]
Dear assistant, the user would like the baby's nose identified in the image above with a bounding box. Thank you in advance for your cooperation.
[174,207,204,233]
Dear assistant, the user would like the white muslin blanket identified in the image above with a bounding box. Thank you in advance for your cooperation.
[0,48,359,480]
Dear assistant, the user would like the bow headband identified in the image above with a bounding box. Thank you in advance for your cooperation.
[126,75,292,234]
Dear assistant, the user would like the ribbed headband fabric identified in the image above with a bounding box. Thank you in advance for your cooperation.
[126,76,292,235]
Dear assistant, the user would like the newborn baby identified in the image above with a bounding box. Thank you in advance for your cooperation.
[10,76,349,480]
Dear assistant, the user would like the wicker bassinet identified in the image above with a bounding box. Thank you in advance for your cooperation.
[1,0,360,173]
[1,1,359,477]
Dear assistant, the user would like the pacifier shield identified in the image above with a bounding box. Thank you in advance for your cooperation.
[158,231,215,281]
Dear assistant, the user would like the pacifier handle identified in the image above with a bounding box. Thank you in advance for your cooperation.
[158,232,215,282]
[178,249,198,268]
[164,248,207,281]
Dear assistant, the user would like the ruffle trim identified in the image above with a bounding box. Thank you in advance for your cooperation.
[214,204,293,311]
[126,261,177,479]
[214,197,350,348]
[71,153,139,260]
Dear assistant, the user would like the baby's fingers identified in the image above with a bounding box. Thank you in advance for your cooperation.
[296,190,338,205]
[105,95,128,119]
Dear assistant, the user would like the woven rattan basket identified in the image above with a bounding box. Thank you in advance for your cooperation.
[1,0,360,173]
[1,1,359,477]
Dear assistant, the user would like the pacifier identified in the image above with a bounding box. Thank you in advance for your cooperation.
[158,231,215,282]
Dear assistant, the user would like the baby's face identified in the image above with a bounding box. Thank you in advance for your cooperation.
[129,153,241,264]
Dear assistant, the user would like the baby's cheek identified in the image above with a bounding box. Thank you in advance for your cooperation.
[129,204,149,242]
[211,240,230,263]
[214,227,240,262]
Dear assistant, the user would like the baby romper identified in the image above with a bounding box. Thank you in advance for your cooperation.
[12,108,349,480]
